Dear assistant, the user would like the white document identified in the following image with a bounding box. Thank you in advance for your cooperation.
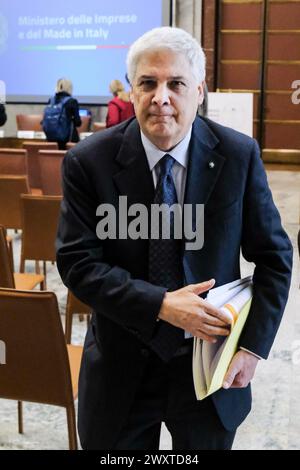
[193,276,253,400]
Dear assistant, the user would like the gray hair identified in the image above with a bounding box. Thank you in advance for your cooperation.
[126,27,206,85]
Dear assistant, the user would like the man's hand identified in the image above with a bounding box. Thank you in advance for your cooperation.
[223,350,259,389]
[158,279,232,343]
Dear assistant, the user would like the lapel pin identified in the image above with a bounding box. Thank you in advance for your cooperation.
[209,162,215,169]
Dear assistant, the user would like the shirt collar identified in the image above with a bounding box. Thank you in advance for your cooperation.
[141,127,192,172]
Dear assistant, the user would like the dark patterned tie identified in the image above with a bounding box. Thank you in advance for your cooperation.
[148,154,184,362]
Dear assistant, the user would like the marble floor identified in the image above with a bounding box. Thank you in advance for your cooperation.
[0,169,299,450]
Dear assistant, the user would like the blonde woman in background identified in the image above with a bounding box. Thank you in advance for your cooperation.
[106,79,135,128]
[43,78,82,149]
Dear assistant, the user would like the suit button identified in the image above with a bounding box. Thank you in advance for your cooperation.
[141,348,150,358]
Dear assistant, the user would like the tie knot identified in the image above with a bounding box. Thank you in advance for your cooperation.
[159,154,175,176]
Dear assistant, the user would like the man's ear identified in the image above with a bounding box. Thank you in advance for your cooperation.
[197,81,205,106]
[129,90,134,104]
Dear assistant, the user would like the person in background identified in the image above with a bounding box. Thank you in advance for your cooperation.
[45,78,81,150]
[106,79,135,128]
[0,103,7,126]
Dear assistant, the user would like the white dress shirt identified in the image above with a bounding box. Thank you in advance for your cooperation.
[140,128,192,206]
[141,128,192,339]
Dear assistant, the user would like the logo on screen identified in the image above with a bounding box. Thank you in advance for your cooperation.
[0,13,8,54]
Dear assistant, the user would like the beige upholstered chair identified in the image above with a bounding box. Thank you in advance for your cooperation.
[0,149,28,176]
[65,291,92,344]
[38,150,66,195]
[16,114,43,131]
[0,176,30,230]
[22,142,58,189]
[0,288,82,449]
[20,194,62,288]
[0,225,45,291]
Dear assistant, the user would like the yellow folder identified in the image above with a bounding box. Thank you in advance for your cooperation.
[193,295,252,400]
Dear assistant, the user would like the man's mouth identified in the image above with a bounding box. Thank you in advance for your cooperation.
[149,113,173,119]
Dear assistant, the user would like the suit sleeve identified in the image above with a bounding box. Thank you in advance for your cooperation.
[239,140,293,359]
[56,150,166,344]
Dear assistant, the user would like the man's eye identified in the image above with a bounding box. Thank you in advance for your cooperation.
[139,80,156,89]
[169,81,185,89]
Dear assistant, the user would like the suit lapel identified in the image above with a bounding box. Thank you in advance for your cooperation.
[183,117,227,285]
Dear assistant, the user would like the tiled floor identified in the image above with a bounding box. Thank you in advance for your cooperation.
[0,169,299,450]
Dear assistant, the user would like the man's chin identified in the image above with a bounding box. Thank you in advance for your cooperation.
[148,122,174,136]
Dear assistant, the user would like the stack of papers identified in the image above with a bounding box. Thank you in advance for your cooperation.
[193,276,253,400]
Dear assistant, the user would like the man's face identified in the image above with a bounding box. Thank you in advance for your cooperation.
[131,49,204,151]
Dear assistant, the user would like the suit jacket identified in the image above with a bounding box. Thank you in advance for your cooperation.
[56,116,293,449]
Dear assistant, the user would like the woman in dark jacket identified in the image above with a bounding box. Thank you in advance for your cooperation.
[51,78,81,149]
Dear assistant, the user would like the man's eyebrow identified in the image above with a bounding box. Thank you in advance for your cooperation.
[137,75,188,81]
[137,75,157,81]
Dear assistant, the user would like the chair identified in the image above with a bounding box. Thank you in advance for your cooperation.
[22,142,58,189]
[0,288,82,449]
[38,150,66,195]
[0,149,28,176]
[66,143,76,150]
[65,291,92,344]
[20,195,62,288]
[77,115,91,134]
[0,175,30,230]
[93,122,106,132]
[0,225,44,291]
[16,114,43,131]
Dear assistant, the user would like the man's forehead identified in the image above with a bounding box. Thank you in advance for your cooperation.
[135,60,191,81]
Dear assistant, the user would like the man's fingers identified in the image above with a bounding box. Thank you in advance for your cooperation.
[223,362,240,389]
[203,302,232,326]
[228,373,247,389]
[188,279,215,296]
[202,312,230,327]
[202,324,230,337]
[194,331,218,343]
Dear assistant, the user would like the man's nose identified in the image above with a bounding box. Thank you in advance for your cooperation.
[152,84,170,106]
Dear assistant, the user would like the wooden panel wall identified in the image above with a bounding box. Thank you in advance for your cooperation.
[264,0,300,151]
[203,0,300,162]
[217,0,265,142]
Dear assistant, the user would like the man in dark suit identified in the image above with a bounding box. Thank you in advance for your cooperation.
[56,27,293,450]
